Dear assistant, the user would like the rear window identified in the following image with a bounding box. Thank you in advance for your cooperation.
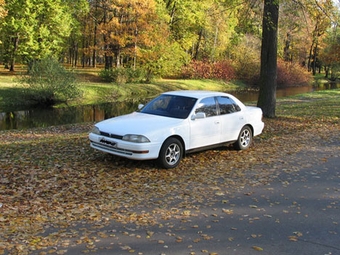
[217,96,241,114]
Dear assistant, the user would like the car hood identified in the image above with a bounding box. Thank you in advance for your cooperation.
[95,112,185,135]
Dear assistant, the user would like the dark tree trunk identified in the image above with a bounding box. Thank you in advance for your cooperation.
[283,32,292,62]
[9,36,19,72]
[92,6,98,68]
[104,53,113,70]
[325,66,329,78]
[74,43,78,67]
[257,0,279,118]
[312,42,318,75]
[193,29,203,60]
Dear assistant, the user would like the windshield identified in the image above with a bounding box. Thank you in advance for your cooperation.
[140,95,197,119]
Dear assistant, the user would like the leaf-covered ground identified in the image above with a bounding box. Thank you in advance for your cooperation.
[0,93,339,254]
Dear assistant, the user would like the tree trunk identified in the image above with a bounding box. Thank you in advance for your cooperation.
[193,29,203,60]
[312,42,318,75]
[9,36,19,72]
[257,0,279,118]
[92,13,97,68]
[283,32,292,62]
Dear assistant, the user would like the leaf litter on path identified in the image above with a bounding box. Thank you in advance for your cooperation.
[0,115,339,254]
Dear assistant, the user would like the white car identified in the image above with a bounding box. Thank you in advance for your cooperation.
[89,90,264,169]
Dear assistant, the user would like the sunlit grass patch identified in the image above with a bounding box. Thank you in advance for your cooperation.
[276,89,340,122]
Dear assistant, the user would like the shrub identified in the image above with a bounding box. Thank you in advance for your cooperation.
[234,60,313,88]
[99,69,115,82]
[277,60,313,88]
[99,67,145,84]
[234,59,260,87]
[230,34,261,87]
[180,60,235,81]
[20,57,80,107]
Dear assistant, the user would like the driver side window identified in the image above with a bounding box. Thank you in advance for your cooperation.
[195,97,217,117]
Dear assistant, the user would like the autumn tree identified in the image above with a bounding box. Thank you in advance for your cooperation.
[0,0,6,18]
[0,0,76,71]
[304,0,334,75]
[319,15,340,80]
[164,0,205,57]
[0,0,7,49]
[279,1,310,64]
[257,0,279,118]
[163,0,241,62]
[62,0,89,67]
[93,0,159,70]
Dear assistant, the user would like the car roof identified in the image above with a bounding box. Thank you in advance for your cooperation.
[162,90,231,99]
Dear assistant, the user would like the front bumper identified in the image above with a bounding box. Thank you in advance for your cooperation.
[89,133,160,160]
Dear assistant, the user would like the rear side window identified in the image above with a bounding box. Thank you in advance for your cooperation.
[195,97,217,117]
[217,96,241,115]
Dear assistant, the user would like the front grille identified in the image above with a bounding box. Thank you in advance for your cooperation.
[91,142,133,156]
[100,131,123,140]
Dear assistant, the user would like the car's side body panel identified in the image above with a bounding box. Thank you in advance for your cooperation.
[219,111,246,142]
[188,115,221,149]
[244,106,265,136]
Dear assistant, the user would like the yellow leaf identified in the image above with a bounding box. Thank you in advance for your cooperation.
[215,191,224,196]
[252,246,263,251]
[293,231,303,237]
[222,208,233,214]
[288,236,298,242]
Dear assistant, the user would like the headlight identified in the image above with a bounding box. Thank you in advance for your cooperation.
[122,134,150,143]
[91,126,100,135]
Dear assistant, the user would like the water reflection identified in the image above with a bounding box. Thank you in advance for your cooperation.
[0,83,338,130]
[0,101,140,130]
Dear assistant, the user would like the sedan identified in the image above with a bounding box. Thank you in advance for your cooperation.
[89,90,264,169]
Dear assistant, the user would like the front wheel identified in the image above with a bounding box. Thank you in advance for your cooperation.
[234,126,252,150]
[158,138,183,169]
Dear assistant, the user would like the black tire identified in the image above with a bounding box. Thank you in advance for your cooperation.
[234,126,252,150]
[158,138,183,169]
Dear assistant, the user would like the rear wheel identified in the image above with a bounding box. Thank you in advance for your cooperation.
[158,138,183,169]
[234,126,252,150]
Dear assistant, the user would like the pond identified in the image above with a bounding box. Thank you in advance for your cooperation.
[0,83,338,131]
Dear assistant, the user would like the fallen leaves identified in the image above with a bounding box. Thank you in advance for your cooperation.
[0,112,339,254]
[252,246,264,251]
[288,231,303,242]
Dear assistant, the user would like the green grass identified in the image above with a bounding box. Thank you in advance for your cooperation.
[0,69,339,121]
[73,79,242,108]
[276,89,340,121]
[0,72,244,110]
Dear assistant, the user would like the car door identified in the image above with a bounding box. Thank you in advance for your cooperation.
[189,97,221,149]
[216,96,246,142]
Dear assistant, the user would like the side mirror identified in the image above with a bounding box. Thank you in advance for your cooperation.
[191,112,206,120]
[138,104,144,110]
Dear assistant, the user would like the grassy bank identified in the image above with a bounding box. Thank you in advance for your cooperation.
[276,89,340,120]
[0,71,244,111]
